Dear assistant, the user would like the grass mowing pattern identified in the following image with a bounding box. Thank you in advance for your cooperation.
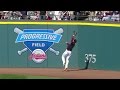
[0,74,62,79]
[0,74,26,79]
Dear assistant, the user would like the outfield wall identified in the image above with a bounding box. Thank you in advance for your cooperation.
[0,21,120,71]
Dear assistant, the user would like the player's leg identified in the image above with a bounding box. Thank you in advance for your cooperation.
[65,55,70,69]
[62,50,67,66]
[64,51,71,71]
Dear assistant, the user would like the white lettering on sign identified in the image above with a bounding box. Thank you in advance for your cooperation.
[32,43,45,47]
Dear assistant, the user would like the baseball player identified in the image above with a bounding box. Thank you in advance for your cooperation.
[62,31,77,71]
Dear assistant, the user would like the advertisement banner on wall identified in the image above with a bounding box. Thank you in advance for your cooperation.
[14,27,63,63]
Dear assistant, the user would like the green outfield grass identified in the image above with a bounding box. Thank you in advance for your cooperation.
[0,74,62,79]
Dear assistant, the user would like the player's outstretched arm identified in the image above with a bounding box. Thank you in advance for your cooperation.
[71,31,77,43]
[71,35,75,43]
[73,31,77,36]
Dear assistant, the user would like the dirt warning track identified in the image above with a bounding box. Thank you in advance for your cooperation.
[0,68,120,79]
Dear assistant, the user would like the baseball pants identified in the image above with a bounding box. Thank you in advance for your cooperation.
[62,49,71,69]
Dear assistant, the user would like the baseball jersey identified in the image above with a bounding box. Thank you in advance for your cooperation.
[66,35,76,51]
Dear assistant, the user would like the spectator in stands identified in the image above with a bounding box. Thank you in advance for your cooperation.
[27,11,34,20]
[10,11,22,20]
[88,11,95,21]
[3,11,9,19]
[20,11,27,19]
[102,11,112,21]
[27,11,39,20]
[0,13,2,19]
[53,11,61,20]
[111,11,120,21]
[40,11,46,20]
[64,11,70,20]
[68,11,75,20]
[34,11,40,20]
[46,11,52,20]
[61,11,69,20]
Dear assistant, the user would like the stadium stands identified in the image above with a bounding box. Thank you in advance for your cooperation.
[0,11,119,21]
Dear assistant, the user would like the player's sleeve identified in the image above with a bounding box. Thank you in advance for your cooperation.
[71,35,75,43]
[66,42,70,45]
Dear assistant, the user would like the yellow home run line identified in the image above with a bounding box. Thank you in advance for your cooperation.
[0,22,120,27]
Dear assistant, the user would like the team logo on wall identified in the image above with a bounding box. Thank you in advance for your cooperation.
[14,27,63,63]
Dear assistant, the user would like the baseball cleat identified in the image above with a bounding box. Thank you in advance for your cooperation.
[63,68,68,71]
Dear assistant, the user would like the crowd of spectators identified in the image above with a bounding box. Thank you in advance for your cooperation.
[0,11,119,21]
[88,11,120,21]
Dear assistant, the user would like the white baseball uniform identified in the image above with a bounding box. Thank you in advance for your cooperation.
[62,35,77,70]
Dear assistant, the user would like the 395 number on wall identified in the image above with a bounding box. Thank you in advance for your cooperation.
[85,54,96,63]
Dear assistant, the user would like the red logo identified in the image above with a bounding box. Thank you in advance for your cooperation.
[28,49,47,63]
[29,53,47,60]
